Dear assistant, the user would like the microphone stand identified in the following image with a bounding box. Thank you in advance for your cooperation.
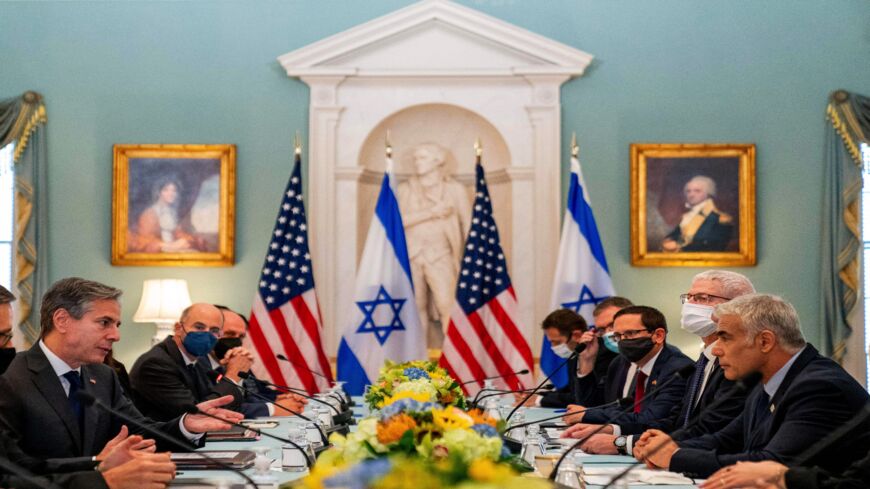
[275,354,348,406]
[503,397,629,435]
[548,364,695,481]
[183,405,313,468]
[599,372,762,489]
[506,344,585,422]
[472,385,553,408]
[459,369,530,386]
[240,372,341,415]
[74,392,261,488]
[0,456,64,489]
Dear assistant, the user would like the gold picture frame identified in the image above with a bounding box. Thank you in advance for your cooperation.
[112,144,236,267]
[630,143,756,267]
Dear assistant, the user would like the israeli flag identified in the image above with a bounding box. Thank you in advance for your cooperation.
[542,154,616,388]
[337,158,426,395]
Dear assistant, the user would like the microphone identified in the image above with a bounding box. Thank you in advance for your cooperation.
[74,391,260,488]
[502,397,631,435]
[473,384,554,408]
[239,371,342,416]
[276,354,334,384]
[549,363,696,481]
[206,371,315,422]
[506,343,586,422]
[181,404,312,468]
[460,369,530,386]
[601,371,762,489]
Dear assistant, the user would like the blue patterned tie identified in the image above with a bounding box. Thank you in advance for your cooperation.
[682,354,709,427]
[63,371,84,430]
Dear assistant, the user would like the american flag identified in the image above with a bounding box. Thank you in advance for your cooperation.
[247,154,333,394]
[439,159,534,394]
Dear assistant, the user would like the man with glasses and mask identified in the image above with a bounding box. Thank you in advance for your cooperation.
[199,306,306,418]
[561,306,692,456]
[130,303,242,421]
[0,285,16,375]
[572,271,757,455]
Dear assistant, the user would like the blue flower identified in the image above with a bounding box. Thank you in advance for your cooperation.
[403,367,430,380]
[379,399,439,420]
[471,424,499,438]
[322,458,392,488]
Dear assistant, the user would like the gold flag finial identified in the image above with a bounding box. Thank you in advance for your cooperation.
[294,131,302,156]
[474,138,482,157]
[385,130,393,157]
[571,132,579,158]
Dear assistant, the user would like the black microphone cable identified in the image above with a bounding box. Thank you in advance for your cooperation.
[506,343,587,422]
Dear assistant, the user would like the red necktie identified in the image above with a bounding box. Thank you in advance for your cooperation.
[633,371,647,413]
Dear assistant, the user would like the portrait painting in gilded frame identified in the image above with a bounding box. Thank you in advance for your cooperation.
[112,144,235,266]
[631,143,756,267]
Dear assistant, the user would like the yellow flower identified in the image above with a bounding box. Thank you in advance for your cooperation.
[381,390,432,407]
[468,458,516,482]
[432,407,473,431]
[467,408,497,427]
[377,413,417,444]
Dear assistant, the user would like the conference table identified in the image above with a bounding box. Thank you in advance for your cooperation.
[171,398,701,488]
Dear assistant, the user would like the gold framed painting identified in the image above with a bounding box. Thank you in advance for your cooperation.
[112,144,236,266]
[630,143,756,267]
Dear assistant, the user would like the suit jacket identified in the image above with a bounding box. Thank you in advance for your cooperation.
[196,357,278,418]
[785,448,870,489]
[541,340,618,408]
[581,343,693,434]
[645,358,748,440]
[0,428,108,489]
[0,345,191,460]
[671,344,870,478]
[666,209,733,252]
[130,336,242,421]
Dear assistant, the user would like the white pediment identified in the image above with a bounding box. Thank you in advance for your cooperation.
[278,0,593,77]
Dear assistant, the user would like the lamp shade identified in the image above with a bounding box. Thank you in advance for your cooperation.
[133,279,192,323]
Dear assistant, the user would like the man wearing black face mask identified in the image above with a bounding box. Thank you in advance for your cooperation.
[200,306,306,418]
[130,303,242,421]
[562,306,692,456]
[0,285,17,375]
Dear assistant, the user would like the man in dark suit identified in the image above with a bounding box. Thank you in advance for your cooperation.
[130,303,243,421]
[635,294,870,479]
[661,175,733,252]
[0,277,243,460]
[575,271,756,455]
[199,306,305,418]
[0,426,175,489]
[0,284,16,375]
[562,306,693,455]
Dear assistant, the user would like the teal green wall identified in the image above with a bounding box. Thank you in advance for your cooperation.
[1,1,869,366]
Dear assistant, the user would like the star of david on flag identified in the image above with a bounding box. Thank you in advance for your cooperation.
[355,286,407,345]
[337,155,426,396]
[542,150,616,389]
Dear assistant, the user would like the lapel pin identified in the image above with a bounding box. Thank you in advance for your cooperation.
[89,378,96,384]
[769,404,775,413]
[651,379,657,385]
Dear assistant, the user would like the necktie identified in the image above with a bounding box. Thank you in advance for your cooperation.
[752,390,771,431]
[62,371,84,430]
[187,363,205,397]
[633,371,647,413]
[683,354,710,426]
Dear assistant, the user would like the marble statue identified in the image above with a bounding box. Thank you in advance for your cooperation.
[397,143,471,347]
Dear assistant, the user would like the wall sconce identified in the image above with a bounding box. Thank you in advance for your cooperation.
[133,279,192,345]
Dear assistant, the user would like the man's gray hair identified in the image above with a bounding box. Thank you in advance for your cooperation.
[40,277,122,336]
[686,175,717,197]
[693,270,756,299]
[714,293,806,351]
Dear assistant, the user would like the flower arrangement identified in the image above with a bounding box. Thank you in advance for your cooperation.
[294,397,541,489]
[363,360,466,410]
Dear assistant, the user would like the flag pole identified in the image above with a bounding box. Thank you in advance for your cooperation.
[294,130,302,157]
[571,132,579,158]
[474,137,482,164]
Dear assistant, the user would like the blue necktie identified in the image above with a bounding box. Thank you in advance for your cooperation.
[63,371,84,430]
[682,354,709,427]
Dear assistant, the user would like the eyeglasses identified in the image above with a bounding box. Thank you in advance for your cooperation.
[611,329,650,342]
[0,331,12,347]
[680,293,731,305]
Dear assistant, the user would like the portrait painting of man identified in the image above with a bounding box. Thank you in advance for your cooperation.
[112,144,235,266]
[631,144,755,267]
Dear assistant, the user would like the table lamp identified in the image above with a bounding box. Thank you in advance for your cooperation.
[133,279,192,345]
